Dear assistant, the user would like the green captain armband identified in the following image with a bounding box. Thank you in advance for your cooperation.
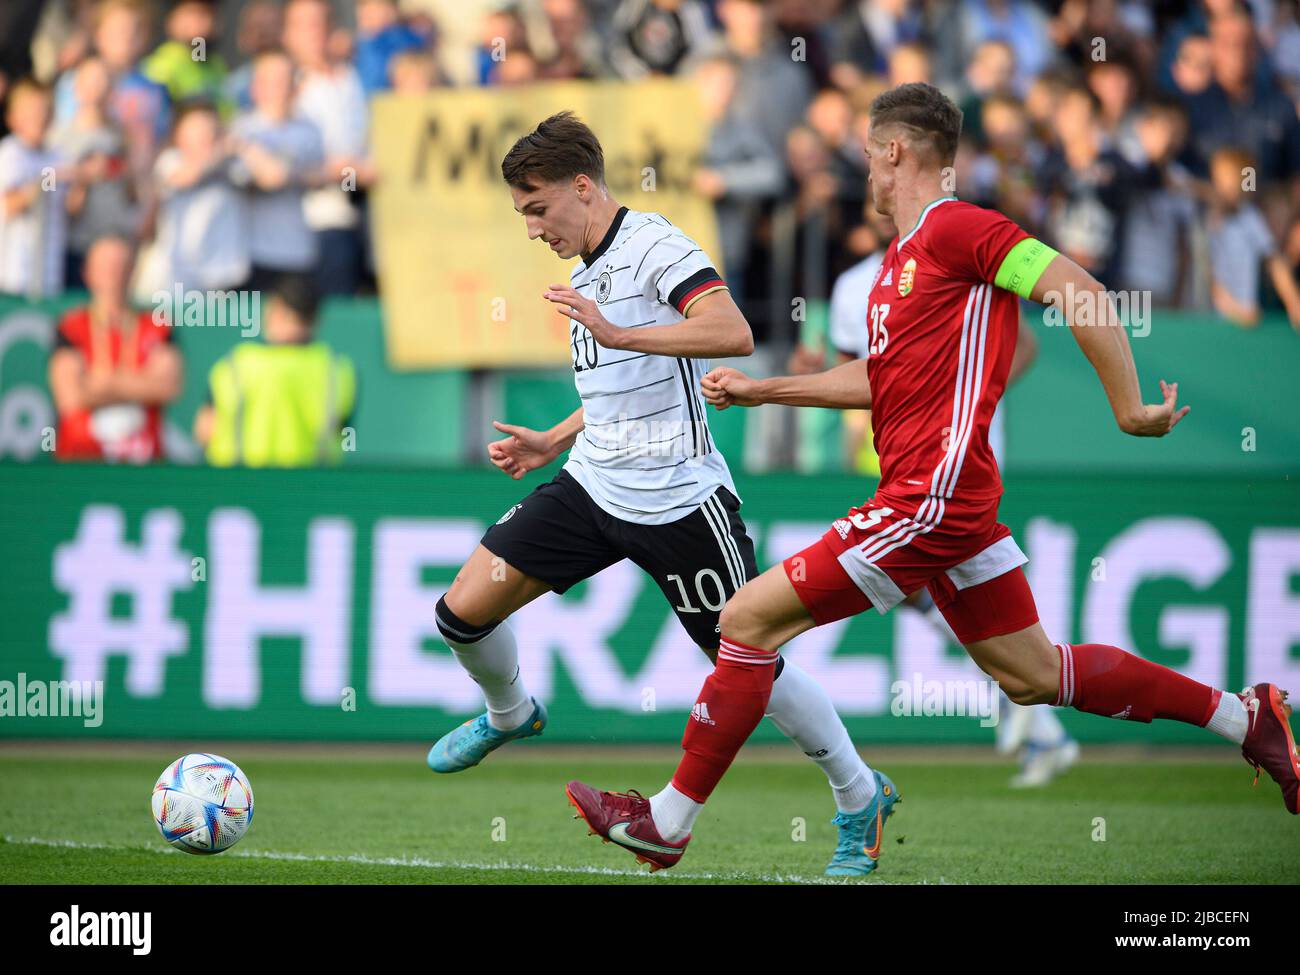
[993,238,1058,298]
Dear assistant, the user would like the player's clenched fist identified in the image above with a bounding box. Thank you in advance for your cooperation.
[701,366,762,410]
[487,420,559,480]
[544,284,625,350]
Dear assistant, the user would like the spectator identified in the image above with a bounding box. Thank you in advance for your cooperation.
[1207,147,1300,329]
[1182,5,1300,183]
[1038,85,1137,285]
[494,46,542,86]
[1115,98,1200,308]
[389,50,444,94]
[828,0,925,90]
[608,0,715,79]
[691,54,782,305]
[886,40,931,87]
[475,8,530,86]
[1022,67,1070,143]
[283,0,371,297]
[1085,52,1141,144]
[1049,0,1155,71]
[1168,32,1213,97]
[223,0,283,113]
[782,123,838,303]
[142,0,228,110]
[806,86,868,267]
[717,0,814,161]
[229,49,325,292]
[933,0,1055,93]
[1270,0,1300,97]
[48,234,181,463]
[54,0,168,196]
[537,0,607,80]
[153,100,249,291]
[971,94,1040,228]
[194,275,357,467]
[51,55,136,288]
[0,78,68,298]
[958,39,1016,146]
[1157,0,1272,94]
[354,0,429,95]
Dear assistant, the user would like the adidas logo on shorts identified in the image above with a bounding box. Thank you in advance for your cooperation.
[833,518,852,539]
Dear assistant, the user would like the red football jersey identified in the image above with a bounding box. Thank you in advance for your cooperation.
[55,307,172,462]
[865,198,1029,505]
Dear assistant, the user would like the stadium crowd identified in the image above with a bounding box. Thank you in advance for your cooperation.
[3,0,1299,321]
[0,0,1297,464]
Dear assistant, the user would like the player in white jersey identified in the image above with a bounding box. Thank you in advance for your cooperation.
[427,112,883,875]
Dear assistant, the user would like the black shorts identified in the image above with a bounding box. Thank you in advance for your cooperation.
[481,468,758,649]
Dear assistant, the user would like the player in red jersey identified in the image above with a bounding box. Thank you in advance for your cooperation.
[566,82,1298,873]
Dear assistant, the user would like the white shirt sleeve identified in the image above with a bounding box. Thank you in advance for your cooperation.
[639,229,727,314]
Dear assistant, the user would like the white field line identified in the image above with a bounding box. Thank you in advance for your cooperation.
[2,834,938,885]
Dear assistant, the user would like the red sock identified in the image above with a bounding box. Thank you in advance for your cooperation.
[670,635,778,802]
[1054,643,1219,726]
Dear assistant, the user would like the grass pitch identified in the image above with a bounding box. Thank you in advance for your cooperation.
[1,743,1295,885]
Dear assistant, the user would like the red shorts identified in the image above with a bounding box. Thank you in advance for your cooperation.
[782,493,1039,643]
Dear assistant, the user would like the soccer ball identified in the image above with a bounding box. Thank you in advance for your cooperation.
[151,753,254,855]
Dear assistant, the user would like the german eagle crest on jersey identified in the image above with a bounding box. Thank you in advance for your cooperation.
[596,270,613,303]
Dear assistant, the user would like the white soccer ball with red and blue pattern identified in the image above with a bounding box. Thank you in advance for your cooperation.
[151,753,254,855]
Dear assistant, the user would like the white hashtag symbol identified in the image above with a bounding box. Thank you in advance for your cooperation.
[49,505,193,696]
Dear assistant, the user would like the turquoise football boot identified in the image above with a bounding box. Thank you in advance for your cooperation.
[825,770,901,877]
[427,699,548,773]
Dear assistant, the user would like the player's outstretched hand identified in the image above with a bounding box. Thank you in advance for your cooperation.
[544,284,624,350]
[1120,380,1190,437]
[701,366,762,410]
[487,420,557,480]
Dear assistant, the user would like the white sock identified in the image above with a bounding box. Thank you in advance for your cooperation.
[766,659,876,813]
[1027,702,1070,749]
[650,784,701,843]
[995,694,1034,754]
[1205,690,1248,744]
[440,615,534,730]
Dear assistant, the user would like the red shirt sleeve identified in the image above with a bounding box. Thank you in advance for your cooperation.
[931,202,1030,285]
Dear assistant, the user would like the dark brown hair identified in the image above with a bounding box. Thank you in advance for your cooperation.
[869,82,963,164]
[501,111,605,190]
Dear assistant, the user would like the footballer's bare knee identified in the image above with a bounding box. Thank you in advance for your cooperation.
[718,586,765,645]
[444,544,548,627]
[718,566,814,651]
[965,623,1061,706]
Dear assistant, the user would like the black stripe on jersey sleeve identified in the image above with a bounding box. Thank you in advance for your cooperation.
[667,267,726,313]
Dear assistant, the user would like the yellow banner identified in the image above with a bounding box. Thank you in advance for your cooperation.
[369,79,722,369]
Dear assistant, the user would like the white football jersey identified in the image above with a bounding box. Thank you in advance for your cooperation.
[562,207,740,525]
[828,251,884,359]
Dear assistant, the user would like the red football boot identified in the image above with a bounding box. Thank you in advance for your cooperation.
[1241,684,1300,814]
[565,781,689,871]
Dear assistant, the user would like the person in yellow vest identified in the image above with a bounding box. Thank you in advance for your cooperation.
[193,274,356,466]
